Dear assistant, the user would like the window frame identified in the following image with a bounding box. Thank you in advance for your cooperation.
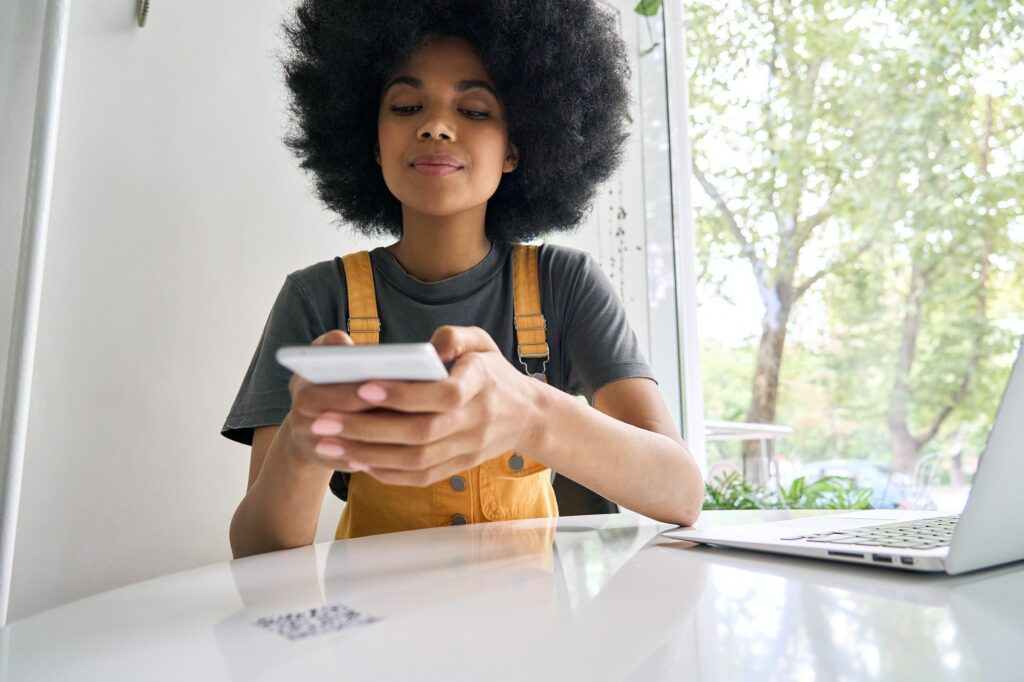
[643,3,707,469]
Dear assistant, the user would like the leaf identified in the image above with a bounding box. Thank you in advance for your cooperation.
[634,0,663,17]
[780,476,806,506]
[639,42,660,57]
[705,469,875,511]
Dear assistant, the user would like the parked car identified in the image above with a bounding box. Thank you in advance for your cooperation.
[786,459,937,510]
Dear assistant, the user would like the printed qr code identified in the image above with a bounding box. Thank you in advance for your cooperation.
[255,602,382,640]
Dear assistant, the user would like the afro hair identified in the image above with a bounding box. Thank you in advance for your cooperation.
[279,0,632,244]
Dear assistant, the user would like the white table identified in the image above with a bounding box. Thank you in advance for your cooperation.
[2,510,1022,681]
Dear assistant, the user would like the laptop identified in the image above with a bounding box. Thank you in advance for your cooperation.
[662,340,1024,575]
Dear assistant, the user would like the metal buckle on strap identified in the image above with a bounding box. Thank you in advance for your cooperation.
[346,317,381,333]
[519,356,549,382]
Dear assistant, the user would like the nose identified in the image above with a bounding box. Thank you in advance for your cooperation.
[417,114,456,141]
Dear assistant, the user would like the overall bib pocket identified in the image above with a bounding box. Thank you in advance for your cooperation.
[479,451,557,521]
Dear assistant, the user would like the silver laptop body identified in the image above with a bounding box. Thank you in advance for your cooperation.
[663,341,1024,575]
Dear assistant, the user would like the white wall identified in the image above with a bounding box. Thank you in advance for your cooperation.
[5,0,373,621]
[3,0,657,622]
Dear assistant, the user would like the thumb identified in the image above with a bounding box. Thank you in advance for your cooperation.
[312,329,354,346]
[429,325,499,363]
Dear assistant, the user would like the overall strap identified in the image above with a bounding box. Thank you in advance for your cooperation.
[512,244,549,382]
[341,251,380,345]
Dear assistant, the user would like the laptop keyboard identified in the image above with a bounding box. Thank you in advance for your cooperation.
[781,514,960,550]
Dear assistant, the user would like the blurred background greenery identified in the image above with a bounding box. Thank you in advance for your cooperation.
[678,0,1023,494]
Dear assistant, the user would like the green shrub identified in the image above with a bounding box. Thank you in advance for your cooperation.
[704,472,874,510]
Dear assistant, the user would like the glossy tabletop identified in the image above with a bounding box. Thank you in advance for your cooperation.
[2,510,1022,681]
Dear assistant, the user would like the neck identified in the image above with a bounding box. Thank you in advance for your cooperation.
[386,205,492,282]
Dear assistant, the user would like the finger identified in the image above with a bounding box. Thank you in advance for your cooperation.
[308,441,370,474]
[429,325,500,363]
[362,451,481,488]
[296,433,368,472]
[349,326,497,413]
[327,431,485,473]
[312,329,354,346]
[353,356,488,414]
[291,384,385,418]
[330,408,459,446]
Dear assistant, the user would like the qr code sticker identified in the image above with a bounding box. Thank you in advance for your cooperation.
[255,602,382,640]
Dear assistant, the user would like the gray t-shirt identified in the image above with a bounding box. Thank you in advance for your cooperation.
[221,240,655,499]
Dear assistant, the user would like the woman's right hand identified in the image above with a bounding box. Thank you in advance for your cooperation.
[285,330,372,474]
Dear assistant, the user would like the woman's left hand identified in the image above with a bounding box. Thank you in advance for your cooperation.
[310,325,547,486]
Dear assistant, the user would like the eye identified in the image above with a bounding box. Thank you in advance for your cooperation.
[388,105,491,120]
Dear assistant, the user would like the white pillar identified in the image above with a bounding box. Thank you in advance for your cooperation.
[0,0,70,629]
[662,0,707,470]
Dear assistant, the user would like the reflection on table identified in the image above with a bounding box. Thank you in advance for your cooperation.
[1,511,1021,681]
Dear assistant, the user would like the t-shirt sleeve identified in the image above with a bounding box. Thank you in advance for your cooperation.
[220,275,327,446]
[561,252,657,404]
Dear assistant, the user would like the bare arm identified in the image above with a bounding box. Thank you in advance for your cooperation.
[534,377,705,526]
[229,329,371,559]
[229,413,335,559]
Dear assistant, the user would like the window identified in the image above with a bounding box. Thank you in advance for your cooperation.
[684,0,1024,508]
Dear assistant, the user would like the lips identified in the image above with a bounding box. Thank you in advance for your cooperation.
[410,154,465,168]
[409,154,465,176]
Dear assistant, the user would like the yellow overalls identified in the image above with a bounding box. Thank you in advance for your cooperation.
[334,244,560,540]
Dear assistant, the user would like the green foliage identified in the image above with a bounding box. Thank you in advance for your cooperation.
[776,474,874,510]
[634,0,663,17]
[704,472,874,510]
[687,0,1024,472]
[700,339,757,423]
[704,472,775,509]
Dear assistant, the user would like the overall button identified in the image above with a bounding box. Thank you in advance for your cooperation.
[449,475,466,492]
[508,454,525,471]
[451,514,468,525]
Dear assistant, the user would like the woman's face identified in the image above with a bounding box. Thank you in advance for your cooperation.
[376,36,518,219]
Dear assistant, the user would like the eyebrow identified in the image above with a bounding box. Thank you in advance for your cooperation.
[381,76,499,100]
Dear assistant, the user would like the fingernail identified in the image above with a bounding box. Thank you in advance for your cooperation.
[348,461,368,472]
[315,441,345,456]
[311,417,343,436]
[358,384,387,402]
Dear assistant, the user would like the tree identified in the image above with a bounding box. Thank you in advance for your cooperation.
[684,0,1024,475]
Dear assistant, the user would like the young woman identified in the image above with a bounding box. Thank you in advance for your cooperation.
[224,0,704,558]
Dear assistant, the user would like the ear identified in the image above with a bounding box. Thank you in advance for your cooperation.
[374,143,381,166]
[503,142,519,173]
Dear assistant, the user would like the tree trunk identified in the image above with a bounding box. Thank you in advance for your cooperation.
[743,288,792,483]
[888,420,920,475]
[886,97,993,476]
[887,262,926,473]
[948,423,968,487]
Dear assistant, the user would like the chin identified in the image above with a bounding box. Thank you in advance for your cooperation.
[400,197,484,218]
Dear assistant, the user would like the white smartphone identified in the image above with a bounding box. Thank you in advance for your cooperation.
[275,342,449,384]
